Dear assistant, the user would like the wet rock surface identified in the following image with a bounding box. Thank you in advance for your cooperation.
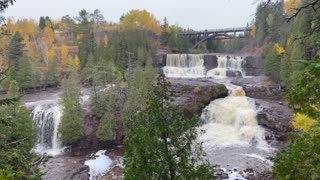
[203,54,218,70]
[255,99,293,143]
[231,76,284,99]
[38,155,89,180]
[169,78,228,116]
[242,56,264,76]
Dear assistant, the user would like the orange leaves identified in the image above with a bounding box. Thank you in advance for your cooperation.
[275,43,285,55]
[121,9,161,34]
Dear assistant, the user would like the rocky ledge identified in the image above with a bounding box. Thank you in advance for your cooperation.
[231,76,284,99]
[169,78,228,117]
[255,99,293,143]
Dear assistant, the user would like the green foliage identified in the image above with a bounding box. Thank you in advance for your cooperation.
[124,74,215,179]
[273,55,320,179]
[263,45,281,83]
[16,55,33,89]
[96,90,116,141]
[121,65,157,131]
[39,16,46,30]
[58,71,84,144]
[168,27,189,53]
[7,31,24,80]
[273,127,320,179]
[287,58,320,120]
[0,81,37,178]
[45,58,59,87]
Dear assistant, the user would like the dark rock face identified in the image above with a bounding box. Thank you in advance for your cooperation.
[156,54,166,68]
[231,76,283,99]
[226,70,243,77]
[203,54,218,70]
[169,78,228,117]
[255,99,293,134]
[242,56,264,76]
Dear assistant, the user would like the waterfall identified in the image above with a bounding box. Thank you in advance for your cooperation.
[207,55,244,78]
[32,103,63,156]
[199,84,268,150]
[163,54,245,78]
[163,54,206,78]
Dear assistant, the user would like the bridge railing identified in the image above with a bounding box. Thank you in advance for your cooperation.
[179,27,251,35]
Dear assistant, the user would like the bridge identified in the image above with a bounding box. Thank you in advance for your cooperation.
[178,27,251,48]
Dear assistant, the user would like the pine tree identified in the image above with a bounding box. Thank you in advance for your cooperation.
[58,71,83,144]
[96,90,116,141]
[46,58,58,87]
[16,55,33,89]
[0,81,36,174]
[7,31,24,80]
[124,74,215,179]
[39,16,46,30]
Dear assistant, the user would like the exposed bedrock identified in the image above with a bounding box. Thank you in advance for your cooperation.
[169,78,228,117]
[231,76,283,99]
[242,56,264,76]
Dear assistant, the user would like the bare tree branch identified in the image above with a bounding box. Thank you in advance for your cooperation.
[287,0,320,22]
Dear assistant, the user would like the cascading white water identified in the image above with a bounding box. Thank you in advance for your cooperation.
[199,85,269,150]
[207,55,244,78]
[32,103,64,156]
[163,54,244,78]
[163,54,206,78]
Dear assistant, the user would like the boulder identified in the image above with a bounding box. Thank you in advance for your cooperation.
[231,76,283,99]
[242,56,264,76]
[203,54,218,70]
[169,78,228,117]
[255,99,293,141]
[226,70,243,77]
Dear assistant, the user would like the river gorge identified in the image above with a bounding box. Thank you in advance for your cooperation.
[22,53,293,180]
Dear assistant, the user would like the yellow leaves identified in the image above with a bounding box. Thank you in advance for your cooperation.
[284,0,302,17]
[103,35,109,45]
[193,86,201,94]
[121,9,161,34]
[60,45,69,67]
[250,24,257,39]
[44,27,54,45]
[292,113,317,132]
[74,55,80,71]
[275,43,285,55]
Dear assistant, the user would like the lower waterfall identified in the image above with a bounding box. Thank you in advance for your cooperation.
[199,84,268,150]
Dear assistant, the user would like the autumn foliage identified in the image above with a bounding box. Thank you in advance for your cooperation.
[121,10,161,34]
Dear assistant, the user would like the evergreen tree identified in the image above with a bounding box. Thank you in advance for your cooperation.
[96,90,116,141]
[58,71,83,144]
[46,58,58,87]
[16,55,33,89]
[124,74,215,179]
[0,81,36,177]
[7,31,24,80]
[160,17,169,46]
[39,16,46,30]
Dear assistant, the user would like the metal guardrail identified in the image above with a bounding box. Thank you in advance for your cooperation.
[179,27,251,35]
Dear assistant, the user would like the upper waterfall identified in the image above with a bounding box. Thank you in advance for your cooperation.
[163,54,245,78]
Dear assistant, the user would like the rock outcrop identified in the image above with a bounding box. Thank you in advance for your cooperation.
[203,54,218,70]
[242,56,264,76]
[231,76,283,99]
[169,78,228,117]
[255,99,293,141]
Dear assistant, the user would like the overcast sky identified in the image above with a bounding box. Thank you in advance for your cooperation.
[3,0,258,30]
